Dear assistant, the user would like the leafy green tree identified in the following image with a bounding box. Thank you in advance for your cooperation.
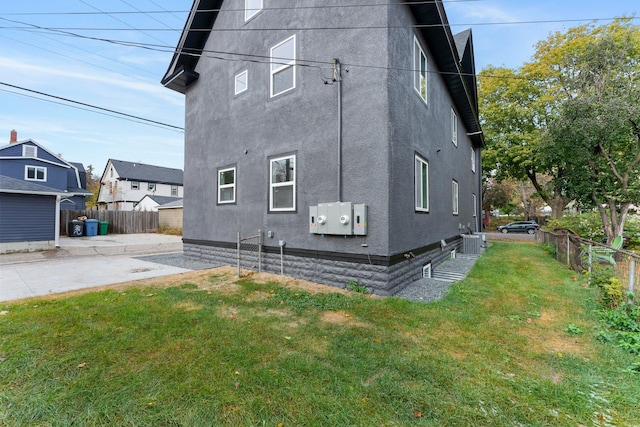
[544,18,640,243]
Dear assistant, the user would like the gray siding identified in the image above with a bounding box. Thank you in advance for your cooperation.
[0,193,56,243]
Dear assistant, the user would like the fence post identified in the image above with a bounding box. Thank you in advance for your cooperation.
[566,234,570,266]
[629,258,636,304]
[257,229,262,273]
[588,244,592,287]
[237,232,241,278]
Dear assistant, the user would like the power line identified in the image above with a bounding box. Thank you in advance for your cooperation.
[0,82,184,132]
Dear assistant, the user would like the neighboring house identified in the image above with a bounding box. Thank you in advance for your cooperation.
[0,130,91,252]
[162,0,484,295]
[97,159,184,211]
[135,195,182,212]
[157,199,184,229]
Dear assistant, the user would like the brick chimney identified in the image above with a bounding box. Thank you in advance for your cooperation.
[10,129,17,143]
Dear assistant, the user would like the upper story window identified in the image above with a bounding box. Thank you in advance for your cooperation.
[451,108,458,146]
[414,36,427,103]
[218,167,236,204]
[270,35,296,98]
[25,165,46,182]
[245,0,263,21]
[235,70,248,95]
[452,180,459,215]
[131,181,139,190]
[270,154,296,211]
[148,183,156,192]
[471,147,476,173]
[414,154,429,212]
[171,185,178,197]
[23,145,37,157]
[473,194,477,217]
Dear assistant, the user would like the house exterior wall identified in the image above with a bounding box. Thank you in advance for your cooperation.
[176,1,481,294]
[159,207,183,229]
[0,193,57,252]
[0,158,69,191]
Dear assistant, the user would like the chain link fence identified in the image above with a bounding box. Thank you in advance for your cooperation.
[536,229,638,299]
[237,230,262,278]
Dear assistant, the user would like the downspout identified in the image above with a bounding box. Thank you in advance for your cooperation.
[55,195,61,248]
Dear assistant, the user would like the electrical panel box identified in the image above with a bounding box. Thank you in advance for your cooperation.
[353,203,368,236]
[309,202,367,236]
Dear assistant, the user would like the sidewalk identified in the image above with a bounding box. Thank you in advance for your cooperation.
[0,234,188,302]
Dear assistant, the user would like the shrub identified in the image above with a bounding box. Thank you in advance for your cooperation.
[590,265,624,308]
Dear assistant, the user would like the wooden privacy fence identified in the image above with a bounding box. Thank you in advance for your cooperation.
[536,229,638,300]
[60,210,159,235]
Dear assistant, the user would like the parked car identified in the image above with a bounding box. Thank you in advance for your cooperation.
[497,220,540,234]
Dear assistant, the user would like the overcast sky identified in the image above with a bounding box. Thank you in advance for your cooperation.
[0,1,637,176]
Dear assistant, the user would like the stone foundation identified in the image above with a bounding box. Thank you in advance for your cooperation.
[184,238,462,296]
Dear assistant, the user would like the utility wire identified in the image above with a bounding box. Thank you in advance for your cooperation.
[0,82,184,131]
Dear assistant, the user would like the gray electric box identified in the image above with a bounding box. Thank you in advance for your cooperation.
[309,202,367,236]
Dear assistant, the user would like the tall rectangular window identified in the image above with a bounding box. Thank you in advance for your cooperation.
[415,155,429,212]
[414,37,427,103]
[235,70,248,95]
[270,35,296,97]
[270,155,295,211]
[451,108,458,146]
[452,180,459,215]
[25,165,46,181]
[171,185,178,197]
[473,194,477,217]
[218,167,236,204]
[471,147,476,173]
[245,0,263,21]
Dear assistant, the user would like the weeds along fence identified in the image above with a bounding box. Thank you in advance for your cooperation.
[536,229,638,298]
[60,210,159,235]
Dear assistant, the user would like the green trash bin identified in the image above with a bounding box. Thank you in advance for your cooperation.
[98,221,109,235]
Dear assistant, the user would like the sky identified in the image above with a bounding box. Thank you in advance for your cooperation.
[0,1,637,177]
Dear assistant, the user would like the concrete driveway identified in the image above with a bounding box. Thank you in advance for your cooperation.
[0,234,189,302]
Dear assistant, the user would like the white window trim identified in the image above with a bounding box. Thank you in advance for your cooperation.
[414,155,429,212]
[270,154,296,212]
[471,147,476,173]
[218,167,236,204]
[422,263,432,279]
[148,183,156,192]
[451,108,458,146]
[473,193,477,217]
[25,165,46,182]
[244,0,263,22]
[235,69,248,95]
[414,36,427,103]
[23,145,37,158]
[452,180,459,215]
[171,185,178,197]
[270,35,296,98]
[131,181,139,190]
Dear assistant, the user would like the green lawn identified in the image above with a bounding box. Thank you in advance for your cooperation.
[1,243,639,426]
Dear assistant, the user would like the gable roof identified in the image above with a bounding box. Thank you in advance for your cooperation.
[0,139,71,168]
[139,195,183,206]
[105,159,184,186]
[162,0,484,147]
[0,174,66,196]
[157,198,184,209]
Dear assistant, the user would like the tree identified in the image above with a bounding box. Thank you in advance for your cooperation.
[85,164,101,209]
[479,18,639,226]
[544,19,640,243]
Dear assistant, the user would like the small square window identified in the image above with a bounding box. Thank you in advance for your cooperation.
[148,183,156,192]
[270,155,295,211]
[218,167,236,204]
[235,70,248,95]
[131,181,139,190]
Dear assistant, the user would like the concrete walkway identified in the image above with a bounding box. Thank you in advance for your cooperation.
[0,234,187,302]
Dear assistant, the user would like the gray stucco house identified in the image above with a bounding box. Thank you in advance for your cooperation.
[162,0,484,295]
